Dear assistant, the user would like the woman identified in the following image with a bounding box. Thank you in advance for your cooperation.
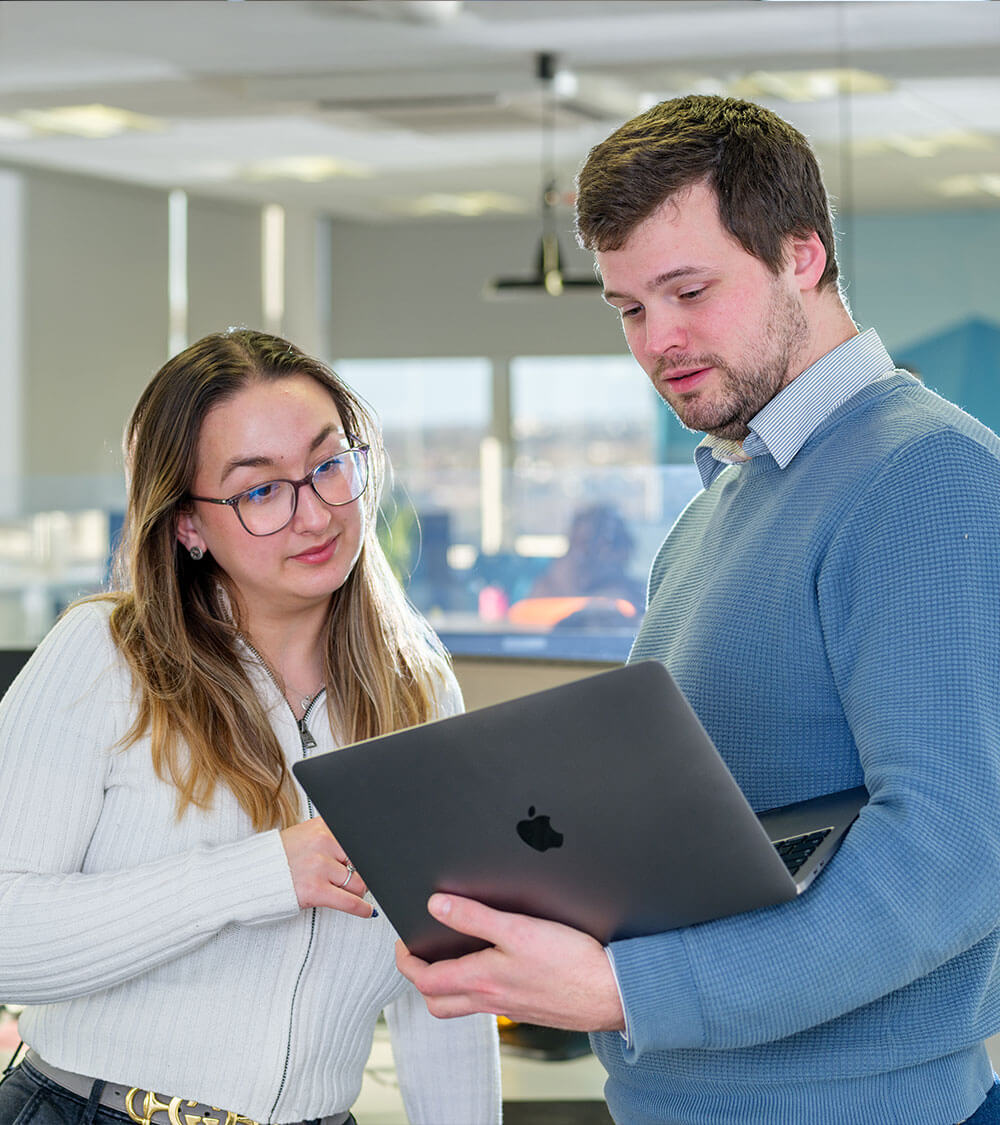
[0,330,501,1124]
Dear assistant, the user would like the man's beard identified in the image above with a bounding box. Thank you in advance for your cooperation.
[654,281,810,441]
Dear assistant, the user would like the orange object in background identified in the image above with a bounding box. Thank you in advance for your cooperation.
[506,596,637,628]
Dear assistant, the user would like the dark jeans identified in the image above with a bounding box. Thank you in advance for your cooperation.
[968,1081,1000,1125]
[0,1059,357,1125]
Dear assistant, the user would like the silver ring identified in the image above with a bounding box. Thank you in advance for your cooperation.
[338,862,355,888]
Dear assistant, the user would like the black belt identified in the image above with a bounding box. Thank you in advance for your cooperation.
[22,1051,351,1125]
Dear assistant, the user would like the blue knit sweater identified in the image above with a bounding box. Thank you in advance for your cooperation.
[593,373,1000,1124]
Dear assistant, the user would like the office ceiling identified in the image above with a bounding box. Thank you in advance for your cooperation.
[0,0,998,222]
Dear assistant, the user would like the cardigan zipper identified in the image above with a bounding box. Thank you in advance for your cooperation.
[238,635,324,752]
[238,636,324,1119]
[296,714,317,750]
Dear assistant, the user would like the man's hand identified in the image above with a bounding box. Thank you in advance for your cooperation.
[395,893,626,1032]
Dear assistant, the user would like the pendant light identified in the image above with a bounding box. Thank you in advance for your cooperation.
[484,52,601,299]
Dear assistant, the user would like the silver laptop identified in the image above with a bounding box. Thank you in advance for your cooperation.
[293,660,866,961]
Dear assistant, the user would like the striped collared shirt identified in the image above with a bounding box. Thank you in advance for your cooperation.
[694,327,898,489]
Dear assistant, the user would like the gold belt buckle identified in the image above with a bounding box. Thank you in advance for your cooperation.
[125,1087,259,1125]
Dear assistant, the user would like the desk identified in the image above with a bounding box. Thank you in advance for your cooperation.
[356,1020,608,1122]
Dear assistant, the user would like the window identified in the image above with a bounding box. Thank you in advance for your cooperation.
[336,354,700,661]
[333,355,493,621]
[0,505,112,646]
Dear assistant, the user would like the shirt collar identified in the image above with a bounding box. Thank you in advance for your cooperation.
[694,328,896,488]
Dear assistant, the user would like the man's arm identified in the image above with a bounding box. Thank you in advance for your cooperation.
[396,892,626,1031]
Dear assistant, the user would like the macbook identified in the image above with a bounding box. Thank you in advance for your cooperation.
[293,660,866,961]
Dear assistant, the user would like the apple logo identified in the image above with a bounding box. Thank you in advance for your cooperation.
[516,806,564,852]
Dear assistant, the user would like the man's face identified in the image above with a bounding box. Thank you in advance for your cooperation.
[596,181,811,441]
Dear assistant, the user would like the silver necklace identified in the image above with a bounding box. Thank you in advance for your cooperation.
[237,634,322,715]
[294,686,323,713]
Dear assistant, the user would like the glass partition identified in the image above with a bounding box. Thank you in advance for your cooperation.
[0,498,116,647]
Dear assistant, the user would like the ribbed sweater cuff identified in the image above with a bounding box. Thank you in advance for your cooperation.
[609,929,705,1057]
[223,829,300,925]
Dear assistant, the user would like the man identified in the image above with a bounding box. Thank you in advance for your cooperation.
[398,96,1000,1123]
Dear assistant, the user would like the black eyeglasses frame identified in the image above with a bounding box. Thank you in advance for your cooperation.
[187,441,370,537]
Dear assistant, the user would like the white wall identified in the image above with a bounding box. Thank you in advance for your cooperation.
[325,214,626,360]
[22,168,168,484]
[282,207,323,357]
[3,164,327,508]
[0,170,24,517]
[187,195,263,344]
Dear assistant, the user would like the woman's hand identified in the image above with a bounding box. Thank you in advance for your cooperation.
[280,817,373,917]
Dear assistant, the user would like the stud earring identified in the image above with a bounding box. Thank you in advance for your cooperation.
[189,546,204,561]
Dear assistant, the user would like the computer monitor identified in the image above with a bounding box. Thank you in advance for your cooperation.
[0,650,32,699]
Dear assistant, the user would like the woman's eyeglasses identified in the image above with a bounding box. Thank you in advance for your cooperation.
[189,443,369,537]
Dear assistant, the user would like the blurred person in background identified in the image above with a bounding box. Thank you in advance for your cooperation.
[529,502,646,614]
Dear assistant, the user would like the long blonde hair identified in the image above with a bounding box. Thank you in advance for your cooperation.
[100,329,450,831]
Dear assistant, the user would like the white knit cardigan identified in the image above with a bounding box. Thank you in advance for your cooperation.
[0,601,501,1123]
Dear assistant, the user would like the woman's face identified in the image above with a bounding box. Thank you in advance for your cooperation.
[176,373,366,626]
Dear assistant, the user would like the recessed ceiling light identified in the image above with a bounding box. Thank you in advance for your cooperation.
[16,104,163,138]
[388,191,528,218]
[855,130,993,159]
[0,117,34,140]
[240,156,371,182]
[935,173,1000,199]
[331,0,464,21]
[730,69,892,103]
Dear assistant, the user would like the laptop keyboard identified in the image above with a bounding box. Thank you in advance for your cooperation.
[772,827,833,875]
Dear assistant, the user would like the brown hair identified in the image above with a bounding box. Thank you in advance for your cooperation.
[575,94,839,290]
[95,329,451,831]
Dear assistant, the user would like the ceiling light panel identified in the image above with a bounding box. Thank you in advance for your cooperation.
[16,104,163,138]
[240,155,372,183]
[0,117,34,140]
[729,69,893,103]
[854,129,993,159]
[387,190,527,217]
[935,173,1000,199]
